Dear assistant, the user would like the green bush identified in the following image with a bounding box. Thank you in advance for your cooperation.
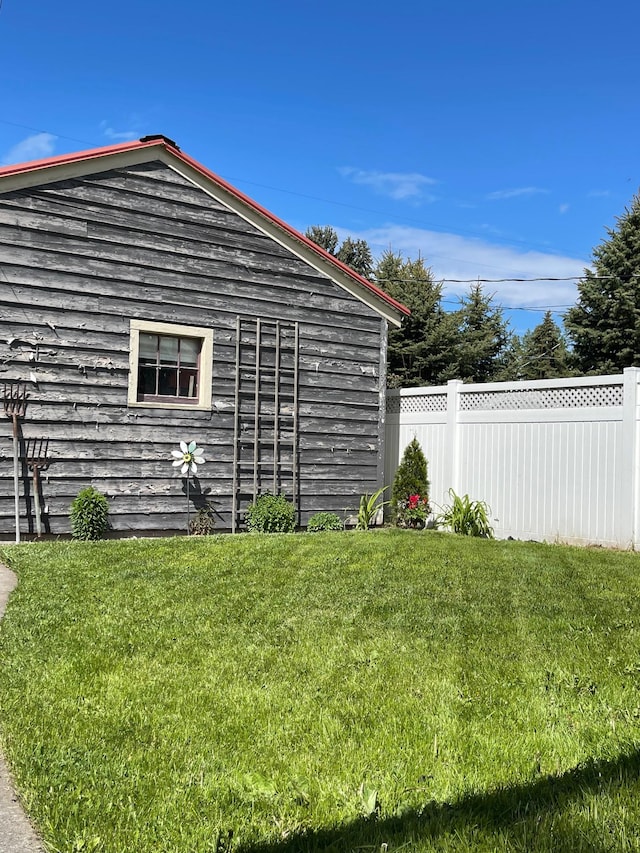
[69,486,110,541]
[189,504,216,535]
[245,493,296,533]
[436,489,494,538]
[391,438,430,526]
[307,511,343,532]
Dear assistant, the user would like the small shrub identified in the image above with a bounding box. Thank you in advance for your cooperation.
[436,489,494,538]
[392,438,430,525]
[189,504,216,535]
[356,486,389,530]
[245,493,296,533]
[307,511,343,532]
[69,486,110,541]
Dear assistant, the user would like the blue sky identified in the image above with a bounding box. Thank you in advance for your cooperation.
[1,0,638,334]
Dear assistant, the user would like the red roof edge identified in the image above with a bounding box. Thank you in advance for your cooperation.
[0,137,174,179]
[172,147,410,318]
[0,136,410,318]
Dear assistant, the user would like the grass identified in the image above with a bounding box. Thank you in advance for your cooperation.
[0,530,640,851]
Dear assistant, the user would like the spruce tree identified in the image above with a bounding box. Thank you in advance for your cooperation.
[564,192,640,374]
[376,250,457,386]
[305,227,374,278]
[448,283,510,383]
[519,311,571,379]
[495,333,525,381]
[305,225,339,255]
[336,237,374,278]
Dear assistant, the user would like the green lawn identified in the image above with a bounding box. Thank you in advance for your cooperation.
[1,531,640,852]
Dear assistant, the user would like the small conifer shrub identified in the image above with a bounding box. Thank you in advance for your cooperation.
[391,437,430,527]
[69,486,110,541]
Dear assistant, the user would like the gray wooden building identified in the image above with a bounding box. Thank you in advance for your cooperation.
[0,134,408,536]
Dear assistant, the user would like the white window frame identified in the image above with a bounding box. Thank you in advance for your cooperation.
[128,319,213,411]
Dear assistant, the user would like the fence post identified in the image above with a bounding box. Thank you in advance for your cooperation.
[443,380,463,500]
[621,367,640,548]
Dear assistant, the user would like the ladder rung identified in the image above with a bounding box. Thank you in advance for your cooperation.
[237,461,293,467]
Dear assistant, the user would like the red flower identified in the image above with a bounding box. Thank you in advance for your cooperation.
[408,494,421,508]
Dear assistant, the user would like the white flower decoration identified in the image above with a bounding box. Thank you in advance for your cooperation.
[171,440,205,475]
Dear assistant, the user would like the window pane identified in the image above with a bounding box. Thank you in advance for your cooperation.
[158,367,178,396]
[159,336,179,365]
[180,337,200,367]
[179,368,198,398]
[138,365,157,398]
[139,334,158,364]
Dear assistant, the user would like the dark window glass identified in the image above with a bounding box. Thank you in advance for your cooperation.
[136,333,202,403]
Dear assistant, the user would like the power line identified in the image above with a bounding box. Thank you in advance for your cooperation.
[373,274,640,284]
[380,273,636,314]
[225,173,582,265]
[0,119,588,264]
[0,119,97,149]
[440,299,572,312]
[0,119,632,287]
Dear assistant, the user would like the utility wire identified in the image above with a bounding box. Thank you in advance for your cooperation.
[0,119,97,149]
[0,119,587,263]
[0,120,631,293]
[440,299,572,312]
[373,274,640,284]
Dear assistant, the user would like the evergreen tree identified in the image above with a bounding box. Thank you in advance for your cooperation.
[519,311,571,379]
[336,237,374,278]
[564,192,640,374]
[305,225,339,255]
[448,283,510,383]
[494,333,525,381]
[391,437,430,525]
[376,250,457,386]
[305,227,374,278]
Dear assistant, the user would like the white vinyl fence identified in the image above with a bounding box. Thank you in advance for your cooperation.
[384,368,640,548]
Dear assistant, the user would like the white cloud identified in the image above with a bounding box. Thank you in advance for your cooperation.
[487,187,549,200]
[339,167,437,201]
[559,203,570,214]
[1,133,57,165]
[100,121,138,142]
[336,223,587,310]
[587,189,611,198]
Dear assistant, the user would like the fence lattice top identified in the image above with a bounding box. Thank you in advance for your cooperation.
[459,384,623,411]
[387,393,447,414]
[387,383,625,413]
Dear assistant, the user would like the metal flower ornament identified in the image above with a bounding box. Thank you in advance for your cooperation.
[171,440,205,532]
[172,440,205,475]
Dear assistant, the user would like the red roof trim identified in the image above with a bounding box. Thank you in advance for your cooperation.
[0,138,167,179]
[0,137,410,318]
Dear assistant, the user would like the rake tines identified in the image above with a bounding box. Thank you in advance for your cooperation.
[24,437,51,539]
[3,381,28,542]
[25,437,50,469]
[3,382,28,421]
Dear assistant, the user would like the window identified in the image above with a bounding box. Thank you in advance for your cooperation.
[128,320,213,410]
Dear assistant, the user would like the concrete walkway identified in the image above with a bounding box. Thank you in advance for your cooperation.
[0,564,45,853]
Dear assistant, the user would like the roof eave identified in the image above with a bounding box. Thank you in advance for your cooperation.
[0,137,410,326]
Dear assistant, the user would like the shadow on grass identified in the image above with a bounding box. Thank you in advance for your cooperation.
[237,750,640,852]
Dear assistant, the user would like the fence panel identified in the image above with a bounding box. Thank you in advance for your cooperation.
[385,369,640,548]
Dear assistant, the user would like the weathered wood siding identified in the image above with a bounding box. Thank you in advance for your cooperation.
[0,161,386,534]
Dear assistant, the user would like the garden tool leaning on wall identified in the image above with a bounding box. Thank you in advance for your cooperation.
[3,382,27,543]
